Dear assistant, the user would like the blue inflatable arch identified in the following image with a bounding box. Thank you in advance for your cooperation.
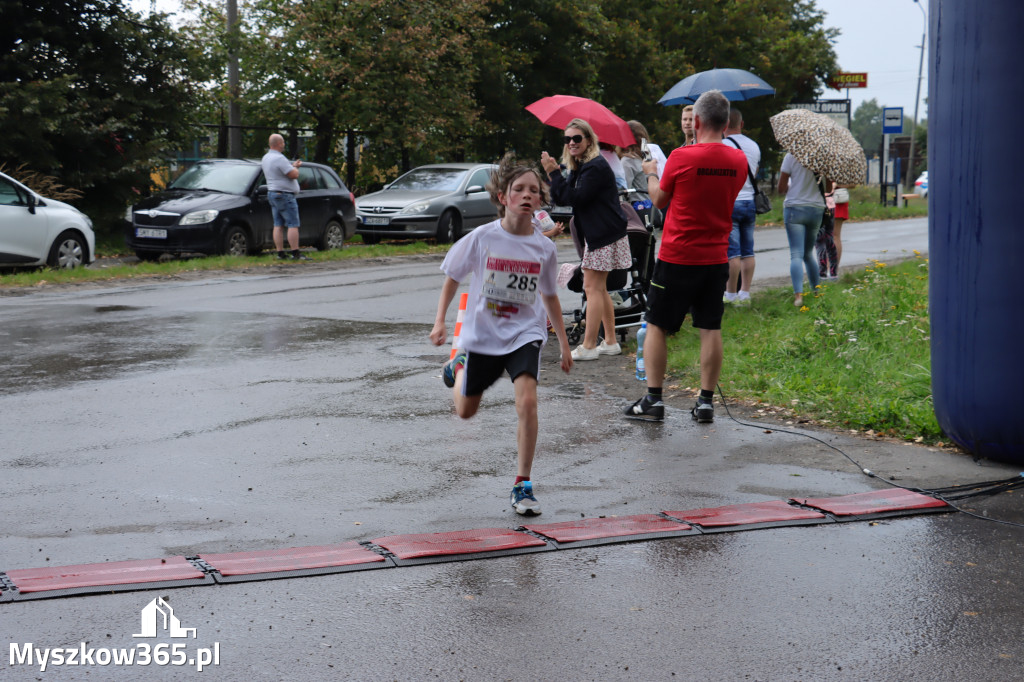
[929,0,1024,462]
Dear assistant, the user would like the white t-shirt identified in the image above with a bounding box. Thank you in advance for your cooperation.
[647,143,668,179]
[440,220,558,355]
[780,153,824,207]
[260,149,300,193]
[725,134,761,202]
[600,150,627,190]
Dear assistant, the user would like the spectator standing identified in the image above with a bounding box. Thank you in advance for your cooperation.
[778,153,826,307]
[817,182,850,279]
[681,105,696,146]
[261,134,306,261]
[621,120,667,229]
[542,118,631,361]
[625,90,747,423]
[722,107,761,304]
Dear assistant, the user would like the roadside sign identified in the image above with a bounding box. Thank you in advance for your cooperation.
[883,107,904,134]
[829,72,868,90]
[787,100,851,129]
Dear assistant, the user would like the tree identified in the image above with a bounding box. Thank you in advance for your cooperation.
[182,0,487,181]
[851,98,884,158]
[911,116,927,177]
[468,0,839,175]
[179,0,840,188]
[471,0,608,160]
[0,0,201,231]
[602,0,838,173]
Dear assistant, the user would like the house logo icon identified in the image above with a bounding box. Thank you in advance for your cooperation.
[133,597,197,639]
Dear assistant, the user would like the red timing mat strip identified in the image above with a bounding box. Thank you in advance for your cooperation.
[373,528,547,560]
[793,489,949,516]
[665,500,827,527]
[523,514,691,543]
[6,557,204,593]
[0,491,955,601]
[200,542,385,577]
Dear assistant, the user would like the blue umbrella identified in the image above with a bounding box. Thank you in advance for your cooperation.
[658,68,775,106]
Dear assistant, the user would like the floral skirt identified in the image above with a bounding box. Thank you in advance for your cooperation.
[581,235,632,272]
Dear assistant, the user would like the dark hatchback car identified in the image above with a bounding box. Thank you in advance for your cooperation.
[126,159,356,260]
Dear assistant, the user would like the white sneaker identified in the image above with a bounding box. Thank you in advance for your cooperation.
[571,345,600,361]
[597,341,621,356]
[511,481,541,516]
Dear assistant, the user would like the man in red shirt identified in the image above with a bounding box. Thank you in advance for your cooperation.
[625,90,748,423]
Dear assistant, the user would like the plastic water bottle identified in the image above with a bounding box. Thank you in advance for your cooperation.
[534,209,555,232]
[635,322,647,381]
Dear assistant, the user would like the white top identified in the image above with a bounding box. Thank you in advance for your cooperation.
[781,153,824,207]
[440,220,558,355]
[725,134,761,202]
[647,143,668,179]
[600,149,627,190]
[261,149,300,193]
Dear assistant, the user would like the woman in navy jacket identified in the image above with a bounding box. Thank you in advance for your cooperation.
[541,119,630,361]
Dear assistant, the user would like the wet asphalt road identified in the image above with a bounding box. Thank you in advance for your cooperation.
[2,219,1024,681]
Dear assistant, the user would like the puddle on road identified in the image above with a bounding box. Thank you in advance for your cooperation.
[1,304,422,396]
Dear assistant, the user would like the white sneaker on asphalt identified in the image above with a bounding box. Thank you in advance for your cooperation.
[571,345,600,361]
[597,341,621,356]
[511,481,541,516]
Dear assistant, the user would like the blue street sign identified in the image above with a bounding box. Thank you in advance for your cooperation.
[883,107,904,134]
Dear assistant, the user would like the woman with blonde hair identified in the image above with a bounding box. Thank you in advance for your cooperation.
[541,118,630,360]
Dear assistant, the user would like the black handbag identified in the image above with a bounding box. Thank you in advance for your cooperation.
[726,137,771,214]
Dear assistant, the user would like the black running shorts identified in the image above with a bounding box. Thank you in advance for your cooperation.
[462,341,542,397]
[644,261,729,333]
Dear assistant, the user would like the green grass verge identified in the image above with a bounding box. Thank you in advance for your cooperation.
[657,253,939,444]
[757,184,928,226]
[0,237,451,288]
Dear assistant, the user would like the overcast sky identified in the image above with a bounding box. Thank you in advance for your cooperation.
[130,0,930,124]
[816,0,929,123]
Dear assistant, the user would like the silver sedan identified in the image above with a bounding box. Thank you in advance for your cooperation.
[356,163,498,244]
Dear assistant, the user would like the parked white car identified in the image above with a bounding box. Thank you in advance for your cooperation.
[0,171,95,269]
[914,170,928,198]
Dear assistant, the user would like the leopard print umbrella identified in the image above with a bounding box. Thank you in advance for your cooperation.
[769,108,867,185]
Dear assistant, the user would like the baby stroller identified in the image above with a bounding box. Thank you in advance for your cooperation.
[564,190,657,346]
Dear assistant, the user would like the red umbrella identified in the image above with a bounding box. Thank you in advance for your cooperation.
[525,95,636,148]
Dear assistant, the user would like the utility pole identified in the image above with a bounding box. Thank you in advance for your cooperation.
[226,0,242,158]
[905,0,927,190]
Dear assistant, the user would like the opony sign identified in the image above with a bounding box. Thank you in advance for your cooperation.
[8,597,221,673]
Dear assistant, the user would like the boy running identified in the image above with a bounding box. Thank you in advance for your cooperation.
[430,154,573,515]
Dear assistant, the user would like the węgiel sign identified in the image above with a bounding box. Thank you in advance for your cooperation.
[828,72,868,89]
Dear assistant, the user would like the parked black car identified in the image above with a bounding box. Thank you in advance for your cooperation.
[126,159,357,260]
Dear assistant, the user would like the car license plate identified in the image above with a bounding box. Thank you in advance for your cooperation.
[363,216,389,226]
[136,227,167,239]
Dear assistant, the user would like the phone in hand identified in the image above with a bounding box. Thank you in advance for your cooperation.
[641,138,652,162]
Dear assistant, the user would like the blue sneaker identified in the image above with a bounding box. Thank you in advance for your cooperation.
[442,352,466,388]
[510,481,541,516]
